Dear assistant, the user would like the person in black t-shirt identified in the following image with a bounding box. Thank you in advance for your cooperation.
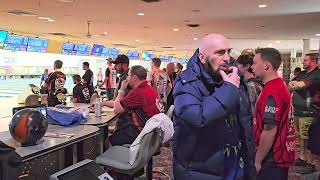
[44,60,66,107]
[82,62,94,95]
[72,74,90,103]
[289,52,320,174]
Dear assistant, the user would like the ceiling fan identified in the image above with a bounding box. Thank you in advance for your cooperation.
[85,20,106,39]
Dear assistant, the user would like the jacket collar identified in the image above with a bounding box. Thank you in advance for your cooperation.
[186,49,223,87]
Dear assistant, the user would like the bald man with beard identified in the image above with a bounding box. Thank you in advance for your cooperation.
[172,34,255,180]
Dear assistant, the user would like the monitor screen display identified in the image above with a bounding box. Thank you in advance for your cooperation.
[160,55,170,62]
[127,51,140,60]
[143,51,156,61]
[91,44,104,56]
[74,44,90,56]
[0,30,8,48]
[27,46,47,53]
[100,47,110,58]
[109,48,120,58]
[126,51,133,57]
[63,42,74,50]
[28,37,48,47]
[170,57,178,63]
[132,52,139,59]
[62,42,75,55]
[4,34,28,51]
[27,37,48,52]
[180,58,188,64]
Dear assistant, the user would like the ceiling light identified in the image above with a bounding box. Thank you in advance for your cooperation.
[258,4,267,8]
[135,39,140,42]
[48,19,55,22]
[193,37,198,41]
[137,13,145,16]
[267,44,273,47]
[103,32,108,35]
[173,28,180,32]
[38,16,51,20]
[316,34,320,37]
[276,41,281,44]
[172,48,176,50]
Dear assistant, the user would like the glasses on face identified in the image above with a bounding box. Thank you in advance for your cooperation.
[214,48,232,56]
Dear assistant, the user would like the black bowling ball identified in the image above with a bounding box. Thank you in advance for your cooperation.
[9,109,48,146]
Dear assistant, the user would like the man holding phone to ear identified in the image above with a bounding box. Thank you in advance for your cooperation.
[173,34,254,180]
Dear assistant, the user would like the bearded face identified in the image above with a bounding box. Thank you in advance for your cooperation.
[202,55,230,82]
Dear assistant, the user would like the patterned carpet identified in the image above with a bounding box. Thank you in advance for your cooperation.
[147,146,320,180]
[151,146,174,179]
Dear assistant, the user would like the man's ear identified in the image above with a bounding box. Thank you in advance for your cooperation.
[264,61,270,71]
[199,52,206,64]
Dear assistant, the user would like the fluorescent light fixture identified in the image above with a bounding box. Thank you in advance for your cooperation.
[258,4,267,8]
[316,34,320,37]
[193,37,198,41]
[267,43,273,47]
[38,16,51,20]
[276,41,281,44]
[137,13,145,16]
[103,32,108,35]
[173,28,180,32]
[48,19,55,22]
[135,39,140,42]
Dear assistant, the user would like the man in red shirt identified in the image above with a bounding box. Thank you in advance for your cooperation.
[110,65,160,146]
[251,48,295,180]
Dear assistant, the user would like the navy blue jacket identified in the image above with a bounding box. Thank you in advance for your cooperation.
[172,49,255,180]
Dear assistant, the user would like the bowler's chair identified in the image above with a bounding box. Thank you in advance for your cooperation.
[24,94,40,106]
[95,128,162,179]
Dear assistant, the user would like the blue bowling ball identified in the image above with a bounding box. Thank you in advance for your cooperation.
[9,109,48,146]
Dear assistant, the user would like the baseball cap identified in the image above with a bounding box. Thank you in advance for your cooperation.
[112,54,129,64]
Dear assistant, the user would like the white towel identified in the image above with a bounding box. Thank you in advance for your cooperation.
[129,113,174,165]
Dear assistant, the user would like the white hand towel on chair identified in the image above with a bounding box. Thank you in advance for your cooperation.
[129,113,174,165]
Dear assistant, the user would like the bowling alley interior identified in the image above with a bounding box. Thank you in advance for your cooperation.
[0,0,320,180]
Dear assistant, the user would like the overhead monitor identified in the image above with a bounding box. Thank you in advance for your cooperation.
[4,34,28,51]
[0,30,8,48]
[62,42,75,55]
[100,47,110,58]
[74,44,90,56]
[91,44,104,56]
[27,37,48,53]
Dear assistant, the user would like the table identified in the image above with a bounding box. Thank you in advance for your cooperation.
[66,103,117,155]
[0,103,117,162]
[0,124,99,180]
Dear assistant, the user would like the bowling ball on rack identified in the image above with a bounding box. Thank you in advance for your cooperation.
[9,109,48,147]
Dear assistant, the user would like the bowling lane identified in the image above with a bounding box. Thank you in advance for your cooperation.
[0,77,74,99]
